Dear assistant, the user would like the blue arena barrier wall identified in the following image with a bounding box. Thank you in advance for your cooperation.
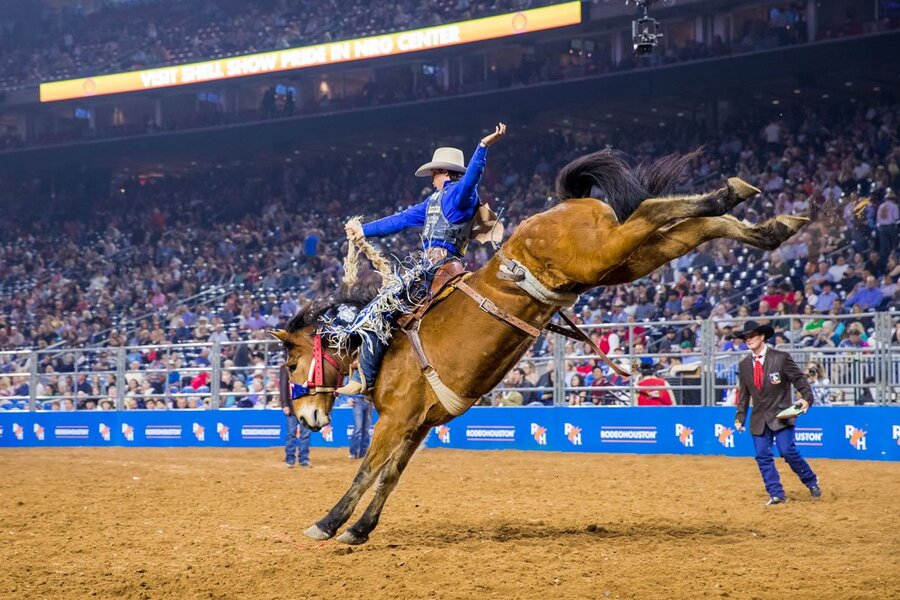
[1,407,898,461]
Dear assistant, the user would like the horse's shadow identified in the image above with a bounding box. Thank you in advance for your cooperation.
[386,520,748,546]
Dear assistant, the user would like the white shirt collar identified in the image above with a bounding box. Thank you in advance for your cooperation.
[752,344,768,361]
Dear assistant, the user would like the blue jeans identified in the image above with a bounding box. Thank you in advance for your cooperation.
[752,425,817,498]
[358,259,443,386]
[285,413,310,465]
[349,397,373,458]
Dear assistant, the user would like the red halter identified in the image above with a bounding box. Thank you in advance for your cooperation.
[294,334,342,397]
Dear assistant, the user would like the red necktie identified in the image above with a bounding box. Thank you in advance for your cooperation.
[753,356,764,390]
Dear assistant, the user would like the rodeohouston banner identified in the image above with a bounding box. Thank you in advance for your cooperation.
[1,406,898,461]
[39,1,582,102]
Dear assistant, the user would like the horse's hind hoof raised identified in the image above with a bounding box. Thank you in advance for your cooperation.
[336,529,369,545]
[304,524,334,541]
[751,215,809,250]
[727,177,761,202]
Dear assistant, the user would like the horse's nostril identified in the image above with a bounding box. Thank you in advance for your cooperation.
[313,409,320,423]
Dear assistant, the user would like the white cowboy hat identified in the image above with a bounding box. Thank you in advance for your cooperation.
[414,147,466,178]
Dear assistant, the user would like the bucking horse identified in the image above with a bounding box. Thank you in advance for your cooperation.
[269,148,807,545]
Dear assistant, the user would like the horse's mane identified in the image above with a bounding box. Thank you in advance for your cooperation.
[286,282,380,332]
[555,147,703,222]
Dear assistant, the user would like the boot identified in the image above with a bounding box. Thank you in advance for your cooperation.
[336,337,386,396]
[336,367,367,396]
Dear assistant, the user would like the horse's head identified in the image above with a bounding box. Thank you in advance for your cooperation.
[269,325,347,431]
[270,286,375,430]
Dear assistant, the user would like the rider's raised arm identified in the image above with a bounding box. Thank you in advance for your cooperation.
[451,142,488,213]
[361,198,428,238]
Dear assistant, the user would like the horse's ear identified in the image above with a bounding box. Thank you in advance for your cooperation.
[268,329,289,342]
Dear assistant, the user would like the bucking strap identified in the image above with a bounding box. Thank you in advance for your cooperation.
[548,311,631,378]
[454,280,541,338]
[403,327,478,417]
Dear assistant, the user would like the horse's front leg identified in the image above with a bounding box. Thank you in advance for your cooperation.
[601,214,809,285]
[304,415,411,540]
[336,424,431,545]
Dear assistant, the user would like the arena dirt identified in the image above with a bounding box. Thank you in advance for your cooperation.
[1,448,897,600]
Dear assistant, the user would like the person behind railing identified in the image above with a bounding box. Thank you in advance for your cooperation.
[845,276,884,310]
[636,363,674,406]
[564,374,587,406]
[578,365,600,404]
[495,370,525,407]
[838,326,869,349]
[810,321,838,348]
[535,362,554,406]
[653,327,678,353]
[805,362,833,405]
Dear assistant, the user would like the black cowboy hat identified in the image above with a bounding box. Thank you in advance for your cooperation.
[639,361,663,375]
[733,320,775,340]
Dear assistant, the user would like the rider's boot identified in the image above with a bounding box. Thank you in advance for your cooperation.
[335,338,386,395]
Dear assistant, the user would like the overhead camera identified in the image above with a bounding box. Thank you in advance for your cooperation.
[632,15,662,55]
[626,0,667,57]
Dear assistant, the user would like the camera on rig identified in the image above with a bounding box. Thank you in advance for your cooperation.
[632,15,662,55]
[627,0,665,56]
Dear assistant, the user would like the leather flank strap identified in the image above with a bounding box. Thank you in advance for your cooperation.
[552,311,631,378]
[455,280,541,338]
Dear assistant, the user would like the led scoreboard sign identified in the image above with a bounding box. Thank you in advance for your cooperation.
[39,2,582,102]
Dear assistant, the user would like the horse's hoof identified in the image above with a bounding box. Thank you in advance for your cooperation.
[751,215,808,250]
[304,525,334,541]
[727,177,761,201]
[775,215,809,232]
[336,530,369,545]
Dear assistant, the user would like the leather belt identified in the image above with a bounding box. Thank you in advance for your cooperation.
[455,280,541,338]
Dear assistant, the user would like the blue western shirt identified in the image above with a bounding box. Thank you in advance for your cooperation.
[844,287,883,310]
[361,142,487,256]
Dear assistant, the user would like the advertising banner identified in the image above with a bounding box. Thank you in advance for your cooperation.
[40,2,582,102]
[423,406,900,461]
[2,406,897,461]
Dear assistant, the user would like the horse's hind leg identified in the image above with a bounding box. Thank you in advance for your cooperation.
[573,180,761,284]
[601,214,809,285]
[336,424,430,545]
[304,416,412,540]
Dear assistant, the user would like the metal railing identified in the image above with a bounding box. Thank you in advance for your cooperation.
[2,313,898,411]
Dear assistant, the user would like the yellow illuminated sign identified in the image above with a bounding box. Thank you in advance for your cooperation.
[40,2,581,102]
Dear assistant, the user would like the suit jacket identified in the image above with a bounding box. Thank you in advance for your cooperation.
[735,346,814,436]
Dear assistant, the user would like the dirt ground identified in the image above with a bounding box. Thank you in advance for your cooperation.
[1,448,898,600]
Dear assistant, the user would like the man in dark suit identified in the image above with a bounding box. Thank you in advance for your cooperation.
[734,321,821,505]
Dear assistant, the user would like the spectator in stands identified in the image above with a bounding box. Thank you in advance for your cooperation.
[566,374,587,405]
[805,362,833,405]
[838,326,869,348]
[844,276,884,310]
[814,281,838,312]
[635,363,674,406]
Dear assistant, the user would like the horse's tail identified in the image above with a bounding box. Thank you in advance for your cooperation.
[632,147,703,198]
[555,147,702,222]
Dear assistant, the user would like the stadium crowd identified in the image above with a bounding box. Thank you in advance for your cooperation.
[0,0,559,89]
[3,0,897,151]
[1,97,898,409]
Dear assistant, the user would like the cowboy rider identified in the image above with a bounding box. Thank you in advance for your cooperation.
[335,123,507,395]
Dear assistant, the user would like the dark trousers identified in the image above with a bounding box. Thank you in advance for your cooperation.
[349,398,373,458]
[285,413,310,465]
[752,425,817,498]
[877,224,897,268]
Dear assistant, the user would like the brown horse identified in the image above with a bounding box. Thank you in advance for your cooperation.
[270,149,807,545]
